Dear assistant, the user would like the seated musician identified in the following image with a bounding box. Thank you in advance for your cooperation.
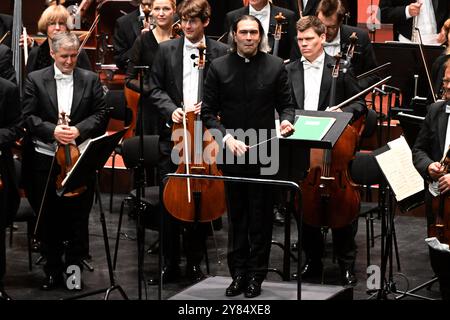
[412,59,450,300]
[271,0,320,20]
[113,0,153,72]
[149,0,228,283]
[224,0,297,61]
[26,4,92,74]
[126,0,176,135]
[22,32,109,291]
[286,16,366,286]
[0,13,12,48]
[0,58,22,301]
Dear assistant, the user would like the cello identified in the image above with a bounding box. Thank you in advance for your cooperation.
[429,147,450,245]
[163,43,226,223]
[300,54,361,229]
[272,12,286,57]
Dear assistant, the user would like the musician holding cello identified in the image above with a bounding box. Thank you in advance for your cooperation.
[412,59,450,300]
[202,15,295,298]
[149,0,228,283]
[286,16,366,286]
[22,32,108,291]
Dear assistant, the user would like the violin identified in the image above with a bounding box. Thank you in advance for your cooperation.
[429,147,450,245]
[55,112,86,197]
[299,55,361,228]
[163,43,226,223]
[272,12,286,57]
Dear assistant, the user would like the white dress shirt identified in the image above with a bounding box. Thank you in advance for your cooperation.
[183,36,205,111]
[249,2,271,36]
[323,29,341,57]
[302,51,325,111]
[54,64,74,117]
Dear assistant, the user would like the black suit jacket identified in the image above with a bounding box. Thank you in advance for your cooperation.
[113,9,142,71]
[0,44,16,83]
[22,66,108,158]
[412,100,448,178]
[149,37,229,149]
[0,14,12,48]
[286,53,366,120]
[380,0,450,40]
[201,51,295,174]
[0,77,21,226]
[224,4,297,61]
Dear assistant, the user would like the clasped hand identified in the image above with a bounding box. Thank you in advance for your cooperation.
[54,124,80,145]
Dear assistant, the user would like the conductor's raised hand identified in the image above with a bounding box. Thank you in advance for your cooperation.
[225,136,248,157]
[280,120,295,137]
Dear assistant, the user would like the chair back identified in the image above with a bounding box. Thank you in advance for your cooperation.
[105,89,133,127]
[121,135,160,169]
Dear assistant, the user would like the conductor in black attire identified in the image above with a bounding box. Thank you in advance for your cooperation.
[149,0,228,283]
[201,15,295,298]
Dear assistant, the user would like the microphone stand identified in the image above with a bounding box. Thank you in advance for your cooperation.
[133,65,150,300]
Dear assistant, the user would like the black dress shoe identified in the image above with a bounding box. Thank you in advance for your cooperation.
[301,260,323,279]
[0,288,12,300]
[186,265,205,283]
[342,270,357,286]
[225,276,246,297]
[41,275,63,291]
[245,278,262,298]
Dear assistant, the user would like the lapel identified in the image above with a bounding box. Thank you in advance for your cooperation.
[43,67,58,114]
[318,54,333,108]
[304,0,313,15]
[205,37,215,74]
[172,37,184,102]
[131,9,141,39]
[70,68,86,117]
[438,102,447,153]
[432,0,438,12]
[290,60,305,109]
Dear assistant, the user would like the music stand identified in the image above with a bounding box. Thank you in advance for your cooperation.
[276,110,353,281]
[59,129,128,300]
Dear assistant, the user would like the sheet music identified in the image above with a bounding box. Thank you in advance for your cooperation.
[375,136,424,201]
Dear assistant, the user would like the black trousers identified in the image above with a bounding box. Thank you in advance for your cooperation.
[158,142,208,268]
[302,219,358,271]
[25,153,94,276]
[224,174,274,283]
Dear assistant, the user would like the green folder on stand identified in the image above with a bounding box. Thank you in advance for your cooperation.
[287,115,336,141]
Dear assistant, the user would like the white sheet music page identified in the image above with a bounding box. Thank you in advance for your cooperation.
[375,136,424,201]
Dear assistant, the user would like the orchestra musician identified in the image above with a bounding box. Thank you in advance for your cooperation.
[412,59,450,300]
[126,0,176,135]
[286,16,366,286]
[379,0,450,44]
[0,63,22,302]
[26,4,92,74]
[224,0,297,61]
[113,0,154,72]
[201,15,295,298]
[22,32,108,291]
[272,0,320,20]
[149,0,228,283]
[315,0,378,90]
[0,13,12,48]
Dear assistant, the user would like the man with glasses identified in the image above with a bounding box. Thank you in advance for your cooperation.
[412,59,450,300]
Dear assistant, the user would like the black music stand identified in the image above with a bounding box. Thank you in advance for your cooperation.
[58,129,128,300]
[276,110,353,281]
